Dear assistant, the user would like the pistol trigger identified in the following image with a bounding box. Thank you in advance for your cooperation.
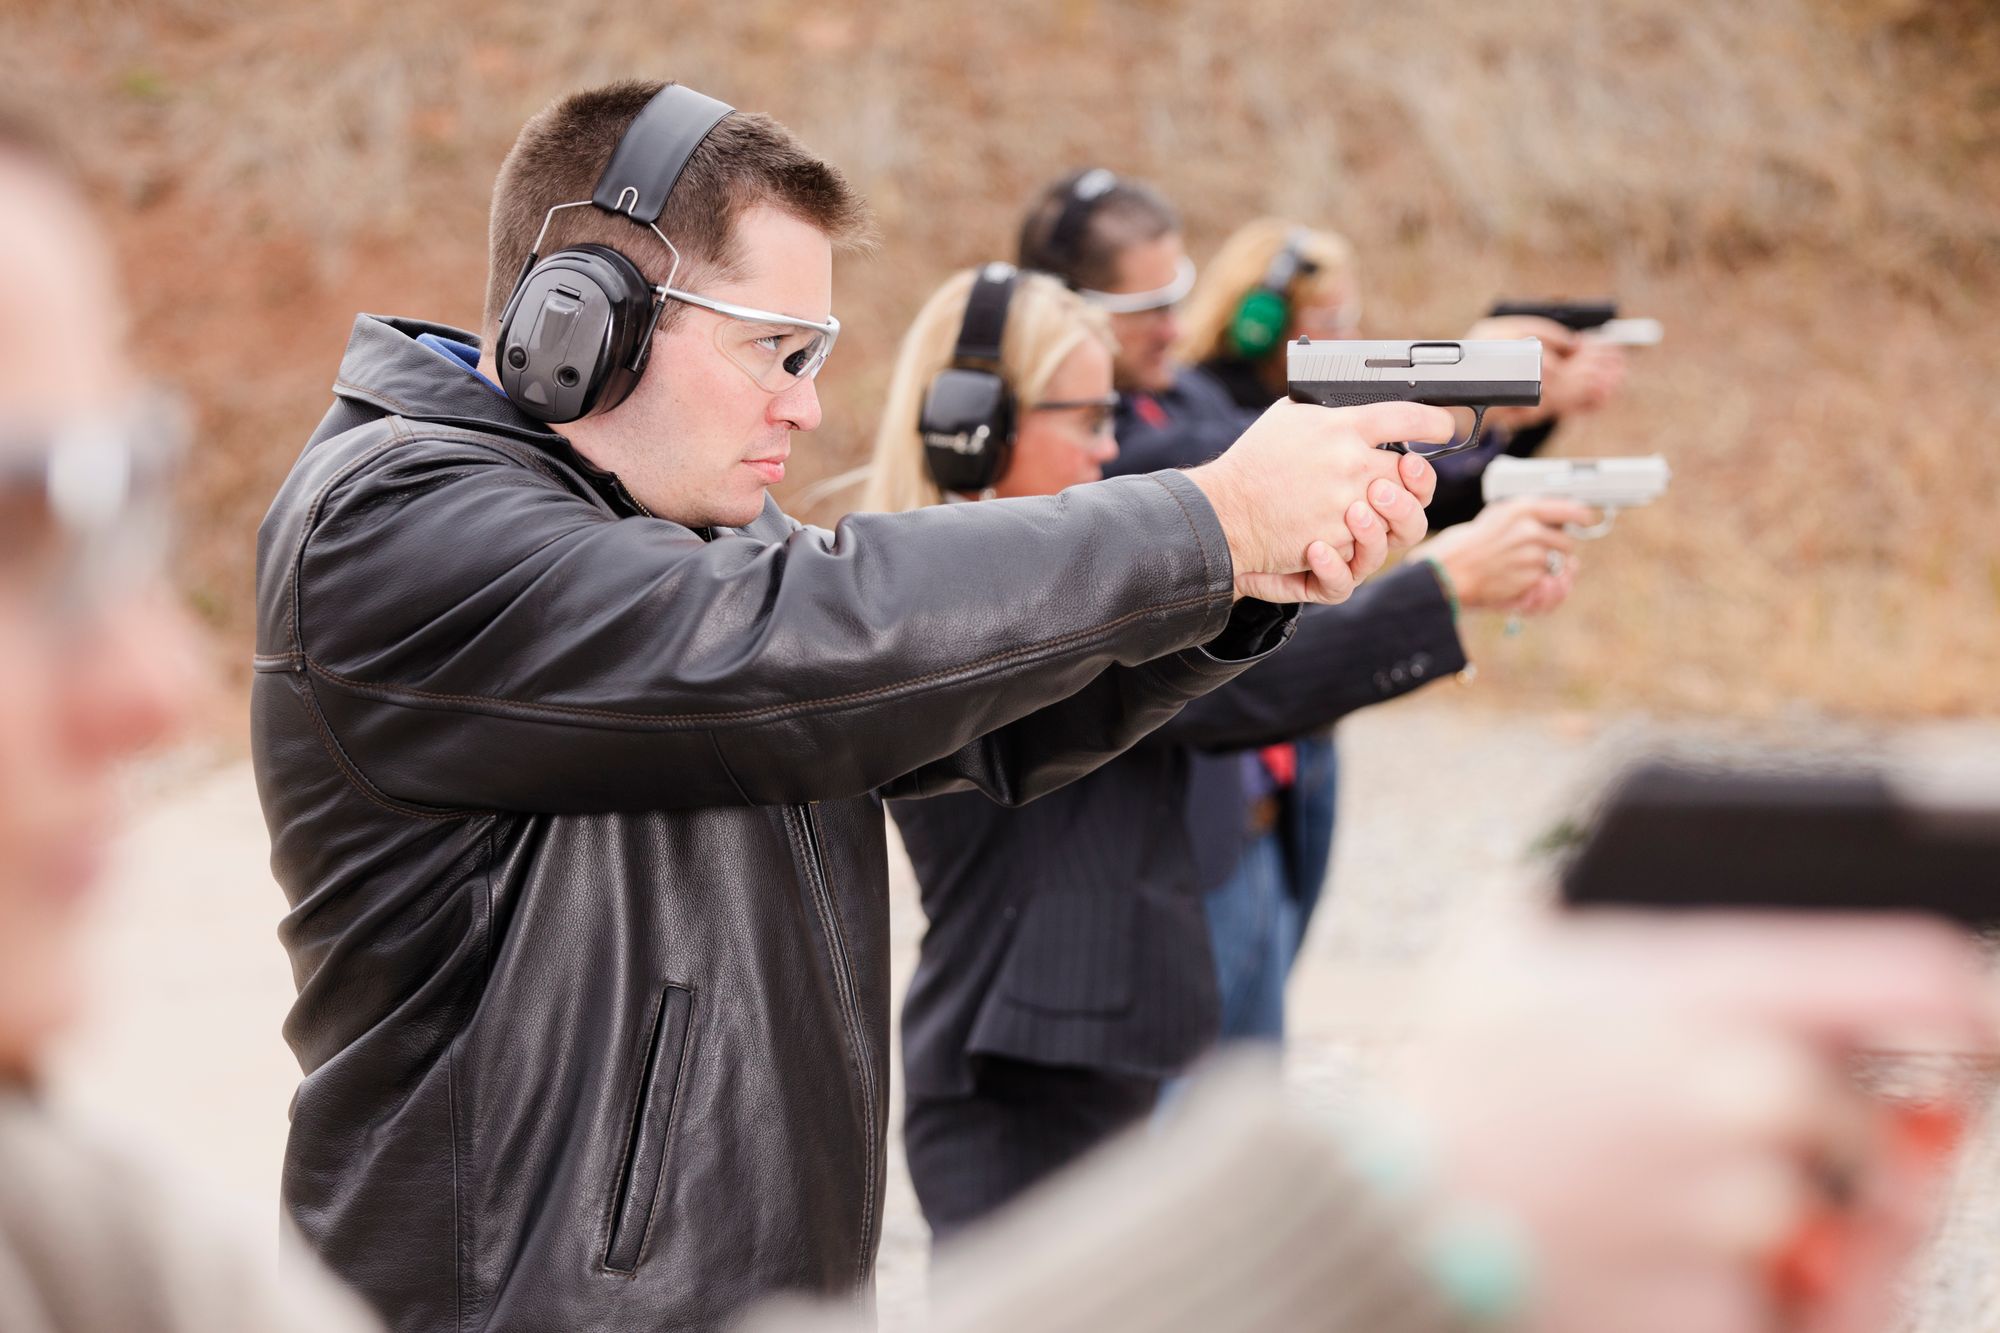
[1376,441,1410,455]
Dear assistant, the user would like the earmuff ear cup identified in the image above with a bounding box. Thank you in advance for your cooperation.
[1227,287,1290,361]
[498,244,657,424]
[919,367,1016,494]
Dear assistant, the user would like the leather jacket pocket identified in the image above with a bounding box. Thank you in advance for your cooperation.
[604,984,695,1274]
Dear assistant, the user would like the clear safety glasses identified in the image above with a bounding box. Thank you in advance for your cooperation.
[1029,393,1120,438]
[1075,256,1197,315]
[665,288,841,393]
[0,389,185,623]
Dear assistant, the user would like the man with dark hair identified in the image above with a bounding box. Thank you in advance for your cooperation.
[254,80,1448,1330]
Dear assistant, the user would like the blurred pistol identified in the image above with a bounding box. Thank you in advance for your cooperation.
[1481,455,1670,536]
[1286,336,1541,459]
[1489,298,1663,347]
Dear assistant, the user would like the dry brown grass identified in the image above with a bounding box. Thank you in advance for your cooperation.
[4,0,1996,717]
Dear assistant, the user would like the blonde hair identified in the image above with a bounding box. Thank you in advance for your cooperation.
[854,268,1113,514]
[1174,218,1360,368]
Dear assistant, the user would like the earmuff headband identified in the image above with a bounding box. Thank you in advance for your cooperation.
[592,85,735,224]
[953,263,1018,366]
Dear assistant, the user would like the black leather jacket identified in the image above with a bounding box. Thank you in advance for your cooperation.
[251,316,1295,1332]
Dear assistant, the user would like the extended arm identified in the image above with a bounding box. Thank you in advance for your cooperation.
[281,438,1241,813]
[1154,562,1465,752]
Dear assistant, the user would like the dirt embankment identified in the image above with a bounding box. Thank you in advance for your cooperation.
[5,0,1997,717]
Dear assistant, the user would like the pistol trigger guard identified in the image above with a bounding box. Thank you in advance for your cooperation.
[1570,511,1618,540]
[1406,404,1487,460]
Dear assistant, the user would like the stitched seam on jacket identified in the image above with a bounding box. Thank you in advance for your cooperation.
[284,421,410,654]
[780,809,878,1281]
[809,830,878,1286]
[1144,472,1229,593]
[446,1043,465,1333]
[286,673,473,822]
[300,589,1219,729]
[285,424,505,820]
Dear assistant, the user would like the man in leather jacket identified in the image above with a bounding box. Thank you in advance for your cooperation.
[251,80,1447,1331]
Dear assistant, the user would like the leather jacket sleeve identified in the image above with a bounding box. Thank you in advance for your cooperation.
[287,438,1250,813]
[1151,561,1467,752]
[881,599,1296,804]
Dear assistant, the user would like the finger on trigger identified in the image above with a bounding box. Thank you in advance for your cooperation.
[1529,498,1601,530]
[1345,400,1458,449]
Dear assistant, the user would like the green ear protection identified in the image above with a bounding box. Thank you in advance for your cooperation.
[1225,230,1317,360]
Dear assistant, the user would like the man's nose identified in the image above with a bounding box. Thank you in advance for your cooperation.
[61,589,208,763]
[772,376,821,433]
[1090,431,1120,465]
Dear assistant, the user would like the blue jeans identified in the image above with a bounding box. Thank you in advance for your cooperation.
[1204,734,1339,1044]
[1201,829,1297,1043]
[1285,733,1339,962]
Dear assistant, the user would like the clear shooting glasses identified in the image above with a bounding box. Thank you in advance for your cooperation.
[665,288,841,393]
[0,388,186,623]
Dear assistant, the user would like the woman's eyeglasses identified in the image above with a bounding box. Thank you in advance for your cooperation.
[1029,394,1120,437]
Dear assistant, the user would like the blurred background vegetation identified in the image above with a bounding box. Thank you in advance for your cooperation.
[5,0,1997,718]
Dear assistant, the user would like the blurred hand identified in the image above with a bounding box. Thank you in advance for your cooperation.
[1188,399,1441,605]
[1415,497,1595,614]
[1466,315,1629,426]
[1393,915,1997,1333]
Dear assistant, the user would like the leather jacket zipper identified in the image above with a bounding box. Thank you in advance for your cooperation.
[793,801,881,1279]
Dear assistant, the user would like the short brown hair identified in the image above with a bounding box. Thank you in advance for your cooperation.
[1017,171,1179,292]
[483,80,872,332]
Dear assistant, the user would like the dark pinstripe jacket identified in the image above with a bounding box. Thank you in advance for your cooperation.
[892,561,1465,1099]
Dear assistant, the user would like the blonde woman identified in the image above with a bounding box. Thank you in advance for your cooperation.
[1174,217,1364,409]
[1176,215,1629,526]
[859,265,1120,512]
[875,262,1569,1244]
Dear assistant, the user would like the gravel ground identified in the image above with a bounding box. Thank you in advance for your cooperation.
[45,696,2000,1330]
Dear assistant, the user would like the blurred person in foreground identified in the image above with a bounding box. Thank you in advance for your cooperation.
[0,108,376,1333]
[862,265,1598,1241]
[750,916,1996,1333]
[1017,175,1589,1047]
[251,79,1448,1331]
[1174,215,1630,526]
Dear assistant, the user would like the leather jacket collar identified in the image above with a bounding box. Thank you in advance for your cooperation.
[330,314,654,517]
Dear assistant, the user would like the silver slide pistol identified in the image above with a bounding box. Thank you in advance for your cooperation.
[1481,455,1671,537]
[1286,337,1542,458]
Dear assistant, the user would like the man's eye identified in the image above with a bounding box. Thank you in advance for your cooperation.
[752,334,785,353]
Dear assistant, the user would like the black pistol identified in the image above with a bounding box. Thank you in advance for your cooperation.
[1489,299,1663,346]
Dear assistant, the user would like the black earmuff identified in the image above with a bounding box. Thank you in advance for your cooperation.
[1226,229,1317,361]
[498,83,734,425]
[919,263,1020,495]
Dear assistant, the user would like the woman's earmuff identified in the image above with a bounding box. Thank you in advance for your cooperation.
[1225,230,1318,361]
[918,264,1020,495]
[497,83,733,425]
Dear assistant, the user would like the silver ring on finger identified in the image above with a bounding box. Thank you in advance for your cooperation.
[1546,549,1565,576]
